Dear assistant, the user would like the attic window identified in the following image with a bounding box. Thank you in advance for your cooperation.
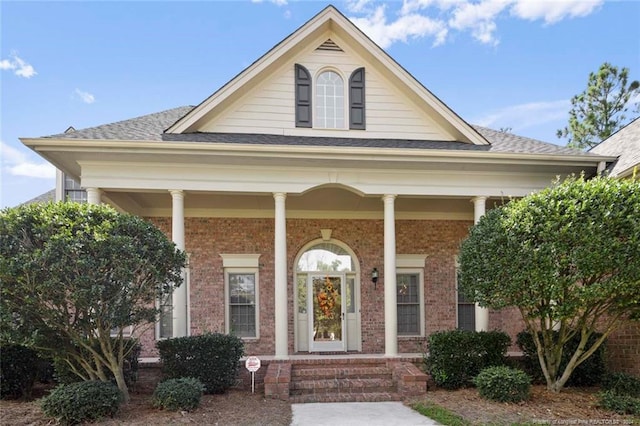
[294,64,366,130]
[316,39,343,52]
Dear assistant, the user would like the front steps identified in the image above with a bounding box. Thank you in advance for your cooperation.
[264,357,428,403]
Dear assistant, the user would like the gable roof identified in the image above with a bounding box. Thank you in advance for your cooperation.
[44,105,596,157]
[589,117,640,177]
[164,5,489,146]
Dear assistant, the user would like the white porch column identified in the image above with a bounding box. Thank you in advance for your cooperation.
[273,192,288,359]
[383,194,398,357]
[86,187,102,204]
[170,190,188,337]
[471,196,490,332]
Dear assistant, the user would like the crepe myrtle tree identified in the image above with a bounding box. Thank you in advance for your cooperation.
[458,175,640,393]
[0,202,186,402]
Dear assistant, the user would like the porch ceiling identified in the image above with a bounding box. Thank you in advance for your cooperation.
[104,187,490,220]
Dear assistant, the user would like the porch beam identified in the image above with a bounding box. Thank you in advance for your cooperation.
[471,196,490,332]
[170,189,188,337]
[383,194,398,357]
[274,192,288,358]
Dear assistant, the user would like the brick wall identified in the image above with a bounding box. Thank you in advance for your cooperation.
[135,216,638,376]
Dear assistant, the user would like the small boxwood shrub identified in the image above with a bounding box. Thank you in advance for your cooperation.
[157,333,244,394]
[0,344,39,399]
[474,366,531,403]
[53,338,141,387]
[516,330,606,386]
[152,377,205,411]
[598,390,640,415]
[425,330,510,389]
[40,381,123,425]
[601,372,640,398]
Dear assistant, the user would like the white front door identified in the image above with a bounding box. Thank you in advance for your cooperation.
[308,273,346,352]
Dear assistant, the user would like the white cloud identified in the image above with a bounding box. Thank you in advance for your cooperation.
[1,141,56,179]
[251,0,287,5]
[0,53,37,78]
[73,88,96,104]
[350,5,448,48]
[472,99,571,131]
[511,0,604,24]
[349,0,604,48]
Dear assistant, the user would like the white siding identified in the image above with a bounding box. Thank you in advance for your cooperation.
[199,44,453,141]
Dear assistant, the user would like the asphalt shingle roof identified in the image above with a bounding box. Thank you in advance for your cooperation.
[590,118,640,176]
[44,105,596,157]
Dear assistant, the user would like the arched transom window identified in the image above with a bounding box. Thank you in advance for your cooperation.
[315,71,344,129]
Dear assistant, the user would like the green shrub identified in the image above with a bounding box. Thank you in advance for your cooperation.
[598,390,640,415]
[516,330,606,386]
[0,344,39,399]
[40,381,123,425]
[601,372,640,398]
[157,333,244,394]
[425,330,510,389]
[152,377,205,411]
[474,366,531,403]
[53,338,140,387]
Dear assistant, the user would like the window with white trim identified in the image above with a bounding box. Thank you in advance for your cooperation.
[396,271,422,336]
[395,255,426,337]
[315,71,344,129]
[456,266,475,331]
[221,254,261,339]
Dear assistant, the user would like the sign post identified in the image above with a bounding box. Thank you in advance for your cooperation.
[245,356,261,394]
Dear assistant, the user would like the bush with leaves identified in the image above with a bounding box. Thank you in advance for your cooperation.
[40,381,122,425]
[474,366,531,403]
[157,333,244,394]
[152,377,205,411]
[0,344,39,399]
[458,176,640,392]
[598,372,640,415]
[516,331,606,386]
[425,330,510,389]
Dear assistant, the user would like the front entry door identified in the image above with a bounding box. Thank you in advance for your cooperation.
[309,274,346,352]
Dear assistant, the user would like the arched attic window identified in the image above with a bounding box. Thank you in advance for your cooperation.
[316,70,345,129]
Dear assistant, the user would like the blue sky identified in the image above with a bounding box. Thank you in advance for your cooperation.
[2,0,639,208]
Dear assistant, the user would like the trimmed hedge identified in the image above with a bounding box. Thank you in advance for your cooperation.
[53,338,141,387]
[152,377,205,411]
[425,330,510,389]
[0,344,39,399]
[516,330,606,386]
[157,333,244,394]
[40,381,122,425]
[474,366,531,402]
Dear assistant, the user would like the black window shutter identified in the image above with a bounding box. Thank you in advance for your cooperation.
[295,64,312,128]
[349,67,365,130]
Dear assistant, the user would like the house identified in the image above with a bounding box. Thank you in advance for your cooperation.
[590,117,639,179]
[21,5,635,387]
[589,117,640,376]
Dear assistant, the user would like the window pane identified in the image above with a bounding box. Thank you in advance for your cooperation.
[398,304,419,335]
[397,274,418,304]
[458,304,475,331]
[159,292,173,339]
[297,274,307,314]
[346,276,355,313]
[231,305,256,338]
[229,274,255,304]
[316,71,344,129]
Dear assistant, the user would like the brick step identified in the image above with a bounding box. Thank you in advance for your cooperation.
[290,377,396,395]
[291,365,391,380]
[289,391,403,403]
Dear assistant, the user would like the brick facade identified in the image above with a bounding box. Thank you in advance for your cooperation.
[137,216,638,376]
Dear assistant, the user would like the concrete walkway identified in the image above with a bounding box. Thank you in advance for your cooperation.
[291,401,439,425]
